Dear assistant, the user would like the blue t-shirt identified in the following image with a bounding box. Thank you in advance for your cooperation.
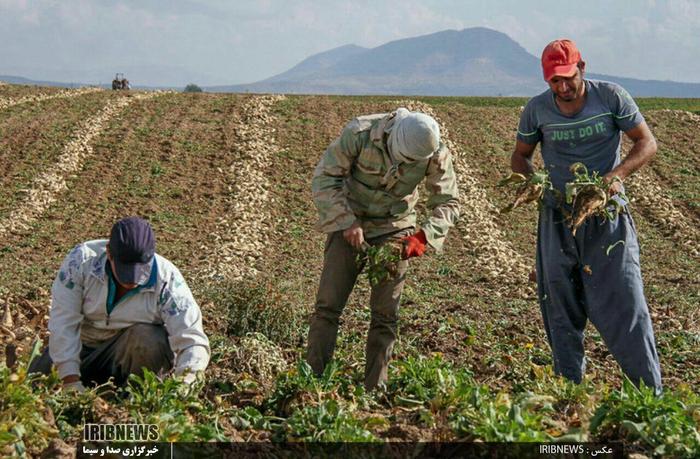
[516,79,644,205]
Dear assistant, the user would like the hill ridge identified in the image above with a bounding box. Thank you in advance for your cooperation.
[209,27,700,97]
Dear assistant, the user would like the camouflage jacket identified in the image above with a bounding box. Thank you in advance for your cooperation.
[312,112,460,251]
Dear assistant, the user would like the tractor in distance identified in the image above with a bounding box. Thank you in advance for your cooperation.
[112,73,131,90]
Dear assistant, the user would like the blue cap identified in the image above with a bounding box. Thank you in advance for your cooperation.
[109,217,155,285]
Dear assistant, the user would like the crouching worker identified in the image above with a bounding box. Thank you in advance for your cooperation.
[29,216,210,392]
[307,108,460,390]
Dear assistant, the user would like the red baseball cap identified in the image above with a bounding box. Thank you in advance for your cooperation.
[541,39,581,81]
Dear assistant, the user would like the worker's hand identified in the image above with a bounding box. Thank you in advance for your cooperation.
[63,380,86,393]
[182,372,198,385]
[401,230,428,259]
[343,222,365,250]
[175,371,203,396]
[603,172,624,196]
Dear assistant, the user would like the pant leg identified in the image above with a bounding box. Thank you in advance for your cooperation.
[364,229,411,390]
[537,206,588,383]
[579,211,662,391]
[81,324,174,386]
[27,324,172,386]
[27,346,53,376]
[27,344,96,380]
[306,231,362,376]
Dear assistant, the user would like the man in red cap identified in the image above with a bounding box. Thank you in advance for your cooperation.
[510,39,662,391]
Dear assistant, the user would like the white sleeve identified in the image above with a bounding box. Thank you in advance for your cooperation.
[158,266,210,375]
[48,245,86,379]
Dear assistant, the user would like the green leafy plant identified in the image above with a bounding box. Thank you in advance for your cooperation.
[276,399,378,442]
[262,360,379,442]
[590,378,700,457]
[123,369,227,441]
[518,364,598,440]
[356,242,402,286]
[386,355,553,440]
[229,406,282,431]
[498,170,552,213]
[0,340,59,457]
[450,390,555,442]
[266,360,366,417]
[123,369,200,414]
[150,162,164,177]
[49,384,114,439]
[387,354,474,410]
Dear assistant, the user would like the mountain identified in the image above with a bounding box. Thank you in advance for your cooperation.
[265,44,368,83]
[209,27,700,97]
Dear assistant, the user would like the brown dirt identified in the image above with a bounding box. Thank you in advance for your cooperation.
[0,90,698,436]
[0,91,114,217]
[0,91,249,354]
[0,91,164,239]
[645,109,700,220]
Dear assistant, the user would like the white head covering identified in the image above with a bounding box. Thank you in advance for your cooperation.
[387,108,440,164]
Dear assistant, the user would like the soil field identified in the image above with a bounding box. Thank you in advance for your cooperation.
[1,86,698,456]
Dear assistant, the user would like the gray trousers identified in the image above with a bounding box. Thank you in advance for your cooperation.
[306,229,410,390]
[536,206,662,391]
[28,323,174,387]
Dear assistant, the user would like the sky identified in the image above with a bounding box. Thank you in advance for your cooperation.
[1,0,699,87]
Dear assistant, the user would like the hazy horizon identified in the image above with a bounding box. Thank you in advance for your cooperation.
[1,0,698,87]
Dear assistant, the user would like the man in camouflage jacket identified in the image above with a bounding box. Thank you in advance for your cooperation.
[307,108,460,389]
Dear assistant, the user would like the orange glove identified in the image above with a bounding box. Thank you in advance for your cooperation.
[402,230,427,259]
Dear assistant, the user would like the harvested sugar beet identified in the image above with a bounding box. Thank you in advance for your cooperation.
[565,163,626,236]
[498,170,552,213]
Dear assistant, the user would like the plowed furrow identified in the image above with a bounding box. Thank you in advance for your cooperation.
[622,111,700,259]
[200,94,286,281]
[0,92,163,240]
[0,87,101,110]
[626,170,700,258]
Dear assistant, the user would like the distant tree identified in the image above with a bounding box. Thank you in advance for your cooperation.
[184,83,203,93]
